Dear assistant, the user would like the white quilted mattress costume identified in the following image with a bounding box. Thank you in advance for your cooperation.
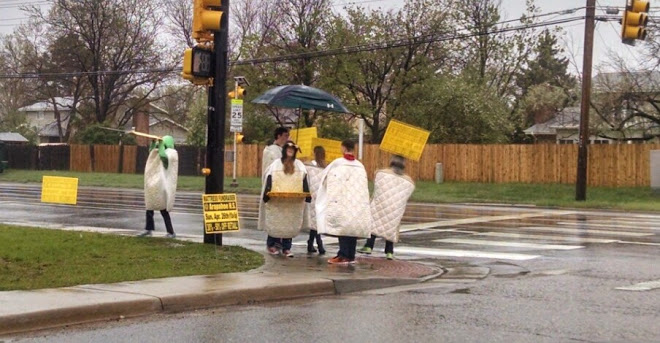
[315,158,372,238]
[262,144,282,176]
[302,164,324,231]
[257,159,307,238]
[370,169,415,242]
[144,149,179,212]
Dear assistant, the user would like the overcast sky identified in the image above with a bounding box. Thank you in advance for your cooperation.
[0,0,650,74]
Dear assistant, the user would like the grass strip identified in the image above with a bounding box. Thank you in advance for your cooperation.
[0,225,264,291]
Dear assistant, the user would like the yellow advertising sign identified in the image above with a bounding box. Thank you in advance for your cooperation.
[289,127,318,158]
[41,176,78,205]
[379,120,430,161]
[202,194,240,233]
[311,137,343,162]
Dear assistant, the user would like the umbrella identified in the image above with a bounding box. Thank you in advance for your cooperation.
[252,85,351,114]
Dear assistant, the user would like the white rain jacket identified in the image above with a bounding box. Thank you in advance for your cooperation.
[262,144,282,176]
[315,157,372,238]
[302,163,324,231]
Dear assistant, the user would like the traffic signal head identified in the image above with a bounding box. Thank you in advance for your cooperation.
[622,0,650,45]
[193,0,224,42]
[236,133,245,143]
[182,46,214,85]
[228,86,247,99]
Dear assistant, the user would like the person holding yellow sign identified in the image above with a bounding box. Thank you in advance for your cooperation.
[258,141,311,257]
[137,136,179,238]
[359,155,415,260]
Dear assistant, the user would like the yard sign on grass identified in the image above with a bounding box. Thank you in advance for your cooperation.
[289,127,317,159]
[41,176,79,205]
[379,120,430,161]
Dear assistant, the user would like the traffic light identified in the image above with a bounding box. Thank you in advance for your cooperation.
[622,0,650,45]
[193,0,224,42]
[236,133,245,143]
[182,46,214,84]
[228,86,246,99]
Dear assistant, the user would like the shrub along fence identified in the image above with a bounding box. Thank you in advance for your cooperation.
[4,143,659,187]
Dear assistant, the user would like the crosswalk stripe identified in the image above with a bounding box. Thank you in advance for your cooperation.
[508,226,653,237]
[433,238,584,250]
[399,211,576,232]
[616,280,660,291]
[556,221,660,231]
[473,232,618,244]
[395,246,540,261]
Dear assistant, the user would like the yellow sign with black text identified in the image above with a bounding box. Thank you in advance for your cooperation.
[289,127,318,158]
[202,193,240,233]
[41,176,78,205]
[379,120,430,161]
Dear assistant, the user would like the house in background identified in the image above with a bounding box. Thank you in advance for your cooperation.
[17,97,72,144]
[147,115,189,144]
[525,71,660,144]
[524,107,612,144]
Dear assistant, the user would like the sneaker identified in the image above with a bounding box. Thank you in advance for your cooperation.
[386,253,394,260]
[327,256,350,265]
[137,230,152,237]
[283,250,294,258]
[358,246,372,254]
[318,248,326,256]
[166,233,176,239]
[267,246,279,255]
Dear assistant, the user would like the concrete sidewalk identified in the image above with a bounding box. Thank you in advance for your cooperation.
[0,252,442,336]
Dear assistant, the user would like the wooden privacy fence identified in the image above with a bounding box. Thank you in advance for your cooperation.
[24,143,660,187]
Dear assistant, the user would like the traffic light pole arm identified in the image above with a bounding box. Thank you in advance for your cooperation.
[204,0,229,245]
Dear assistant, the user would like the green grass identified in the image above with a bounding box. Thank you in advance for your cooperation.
[0,169,262,194]
[1,169,658,212]
[0,225,264,291]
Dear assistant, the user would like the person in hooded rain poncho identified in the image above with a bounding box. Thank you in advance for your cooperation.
[137,135,179,238]
[258,141,311,257]
[302,146,327,255]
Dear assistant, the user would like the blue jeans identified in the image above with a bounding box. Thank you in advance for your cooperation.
[338,236,357,260]
[267,235,292,250]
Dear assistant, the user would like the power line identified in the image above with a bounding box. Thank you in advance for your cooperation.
[0,15,587,79]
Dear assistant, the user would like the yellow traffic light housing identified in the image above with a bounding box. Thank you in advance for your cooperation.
[228,86,246,99]
[622,0,650,45]
[236,133,245,143]
[182,46,214,85]
[193,0,224,42]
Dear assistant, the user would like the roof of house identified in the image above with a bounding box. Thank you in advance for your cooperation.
[17,97,75,112]
[148,115,189,132]
[524,107,581,136]
[0,132,29,142]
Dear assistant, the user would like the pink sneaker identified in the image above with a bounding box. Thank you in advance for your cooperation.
[267,246,279,255]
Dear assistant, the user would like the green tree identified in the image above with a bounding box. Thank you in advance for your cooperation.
[401,75,512,143]
[517,29,576,97]
[185,94,208,147]
[0,111,38,144]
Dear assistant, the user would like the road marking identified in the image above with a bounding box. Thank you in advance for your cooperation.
[395,246,540,261]
[557,221,660,231]
[433,238,584,250]
[616,280,660,291]
[473,232,618,244]
[592,219,660,226]
[616,241,660,246]
[513,226,653,237]
[399,211,576,232]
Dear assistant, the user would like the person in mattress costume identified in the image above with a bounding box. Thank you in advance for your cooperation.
[316,139,372,264]
[137,135,179,238]
[258,141,311,257]
[359,155,415,260]
[302,146,327,255]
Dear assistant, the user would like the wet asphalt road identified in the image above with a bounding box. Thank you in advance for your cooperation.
[1,183,659,342]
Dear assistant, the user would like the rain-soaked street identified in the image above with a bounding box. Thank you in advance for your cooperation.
[1,182,659,342]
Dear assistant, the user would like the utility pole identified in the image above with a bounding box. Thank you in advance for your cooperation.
[576,0,596,201]
[204,0,229,245]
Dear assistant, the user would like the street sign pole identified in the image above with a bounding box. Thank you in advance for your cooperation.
[231,80,239,187]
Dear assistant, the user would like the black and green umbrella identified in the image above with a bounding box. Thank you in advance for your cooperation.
[252,85,351,114]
